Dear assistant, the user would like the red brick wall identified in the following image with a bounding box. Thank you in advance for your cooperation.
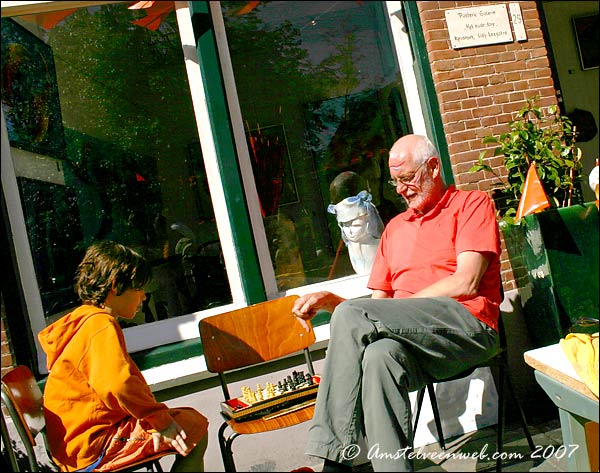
[416,1,558,291]
[1,294,16,378]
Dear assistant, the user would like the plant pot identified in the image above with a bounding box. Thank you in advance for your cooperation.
[501,203,599,348]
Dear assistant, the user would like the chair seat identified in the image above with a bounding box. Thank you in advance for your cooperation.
[226,404,315,435]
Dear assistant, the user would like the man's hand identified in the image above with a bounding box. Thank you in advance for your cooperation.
[152,420,190,456]
[292,291,345,331]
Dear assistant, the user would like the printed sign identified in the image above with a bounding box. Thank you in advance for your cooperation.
[445,4,514,49]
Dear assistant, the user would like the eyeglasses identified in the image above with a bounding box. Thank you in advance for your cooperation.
[388,161,428,188]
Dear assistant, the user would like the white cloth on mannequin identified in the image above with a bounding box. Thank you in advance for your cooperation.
[328,190,384,275]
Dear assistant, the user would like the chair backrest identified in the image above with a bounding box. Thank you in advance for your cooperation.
[1,365,45,445]
[1,365,47,472]
[199,295,315,374]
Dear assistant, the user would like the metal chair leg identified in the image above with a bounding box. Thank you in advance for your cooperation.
[1,412,19,472]
[504,365,535,451]
[496,365,506,472]
[413,386,426,431]
[495,360,535,472]
[427,384,446,450]
[218,422,237,472]
[414,384,446,450]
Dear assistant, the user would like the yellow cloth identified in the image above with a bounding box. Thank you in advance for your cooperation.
[560,332,599,399]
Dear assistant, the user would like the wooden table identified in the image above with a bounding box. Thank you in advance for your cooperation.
[524,343,599,472]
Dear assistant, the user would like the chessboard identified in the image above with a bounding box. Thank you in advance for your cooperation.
[220,370,320,421]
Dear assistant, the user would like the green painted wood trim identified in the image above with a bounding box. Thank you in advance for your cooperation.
[189,1,265,304]
[130,338,204,371]
[311,310,333,328]
[403,2,454,185]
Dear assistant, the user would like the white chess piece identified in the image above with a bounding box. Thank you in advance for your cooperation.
[328,190,384,275]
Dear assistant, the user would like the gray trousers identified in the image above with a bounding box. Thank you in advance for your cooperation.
[306,297,499,472]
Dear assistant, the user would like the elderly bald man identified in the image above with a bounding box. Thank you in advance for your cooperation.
[293,134,502,472]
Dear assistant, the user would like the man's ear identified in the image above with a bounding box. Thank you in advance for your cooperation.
[430,157,441,178]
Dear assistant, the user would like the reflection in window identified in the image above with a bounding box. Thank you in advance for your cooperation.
[1,3,232,325]
[222,1,410,290]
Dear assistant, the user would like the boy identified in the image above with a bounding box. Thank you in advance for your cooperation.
[39,241,208,472]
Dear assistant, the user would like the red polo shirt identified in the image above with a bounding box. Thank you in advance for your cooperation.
[367,186,501,330]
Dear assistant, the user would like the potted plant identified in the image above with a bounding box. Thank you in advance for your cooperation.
[471,95,585,222]
[471,96,599,348]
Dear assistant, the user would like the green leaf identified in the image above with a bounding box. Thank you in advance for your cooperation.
[478,95,584,219]
[482,136,498,144]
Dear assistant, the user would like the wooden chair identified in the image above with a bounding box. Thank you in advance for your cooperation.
[199,295,317,472]
[412,314,535,472]
[1,365,171,472]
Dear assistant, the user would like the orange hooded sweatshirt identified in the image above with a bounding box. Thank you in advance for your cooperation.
[38,305,175,471]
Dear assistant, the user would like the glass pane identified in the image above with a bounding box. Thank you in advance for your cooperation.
[222,1,410,290]
[1,3,232,325]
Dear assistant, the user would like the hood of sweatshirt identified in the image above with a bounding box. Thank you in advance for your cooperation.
[38,305,108,370]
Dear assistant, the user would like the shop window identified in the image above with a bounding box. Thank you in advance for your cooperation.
[221,1,411,290]
[1,3,232,326]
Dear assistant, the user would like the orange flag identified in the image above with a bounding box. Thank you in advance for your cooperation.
[515,162,551,222]
[236,1,260,15]
[129,1,174,31]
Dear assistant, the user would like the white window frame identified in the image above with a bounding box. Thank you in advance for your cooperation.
[210,0,427,304]
[1,0,427,385]
[0,1,248,376]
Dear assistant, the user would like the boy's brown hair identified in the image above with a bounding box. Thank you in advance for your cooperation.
[75,241,151,306]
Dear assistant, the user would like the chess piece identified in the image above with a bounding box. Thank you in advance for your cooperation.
[286,375,295,390]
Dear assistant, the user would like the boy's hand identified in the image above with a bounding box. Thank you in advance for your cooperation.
[152,420,190,456]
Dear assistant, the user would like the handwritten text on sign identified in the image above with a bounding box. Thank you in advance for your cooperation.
[445,4,514,49]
